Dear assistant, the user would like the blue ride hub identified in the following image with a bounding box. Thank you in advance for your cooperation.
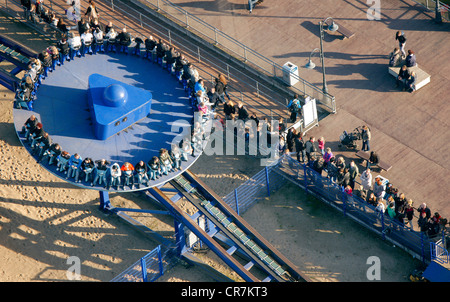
[88,74,152,140]
[13,51,200,192]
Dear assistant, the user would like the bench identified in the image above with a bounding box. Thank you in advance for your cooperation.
[335,22,355,39]
[388,65,431,91]
[355,150,392,172]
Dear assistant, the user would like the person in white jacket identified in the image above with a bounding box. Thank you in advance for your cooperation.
[105,27,118,53]
[80,29,93,56]
[68,32,82,60]
[360,168,372,194]
[108,163,121,190]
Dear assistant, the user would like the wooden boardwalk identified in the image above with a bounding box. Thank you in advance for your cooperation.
[3,0,449,219]
[165,0,450,219]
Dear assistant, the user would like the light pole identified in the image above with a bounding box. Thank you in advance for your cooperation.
[305,17,339,95]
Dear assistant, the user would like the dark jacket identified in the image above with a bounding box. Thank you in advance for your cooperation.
[223,102,235,116]
[305,140,316,154]
[405,54,416,67]
[398,67,410,79]
[294,136,305,151]
[118,32,131,46]
[57,40,70,55]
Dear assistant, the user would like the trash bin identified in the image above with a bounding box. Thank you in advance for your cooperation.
[282,62,299,86]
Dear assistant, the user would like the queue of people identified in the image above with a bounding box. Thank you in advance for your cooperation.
[16,1,224,190]
[20,112,204,190]
[284,132,445,238]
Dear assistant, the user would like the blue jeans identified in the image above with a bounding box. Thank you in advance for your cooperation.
[135,169,149,184]
[109,176,121,188]
[362,140,370,151]
[93,169,107,186]
[67,166,80,182]
[83,168,94,182]
[148,168,160,180]
[122,171,134,186]
[57,158,69,172]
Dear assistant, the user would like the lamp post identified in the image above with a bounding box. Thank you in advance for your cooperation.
[305,17,339,95]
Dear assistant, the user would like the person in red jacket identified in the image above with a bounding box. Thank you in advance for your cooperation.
[121,162,135,189]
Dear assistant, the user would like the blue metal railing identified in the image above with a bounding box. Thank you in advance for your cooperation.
[111,245,177,282]
[273,154,446,264]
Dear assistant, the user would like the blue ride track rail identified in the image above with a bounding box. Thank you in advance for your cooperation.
[148,169,311,282]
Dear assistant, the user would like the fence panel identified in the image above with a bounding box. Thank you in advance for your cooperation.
[111,245,178,282]
[273,154,438,263]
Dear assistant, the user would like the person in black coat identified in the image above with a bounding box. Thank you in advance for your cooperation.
[237,102,249,122]
[134,160,149,187]
[304,136,316,162]
[38,50,52,77]
[286,128,296,152]
[93,159,110,187]
[395,31,407,57]
[294,133,306,163]
[117,28,132,54]
[223,100,236,120]
[395,65,410,91]
[145,35,157,60]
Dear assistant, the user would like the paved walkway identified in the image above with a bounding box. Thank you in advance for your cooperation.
[4,0,449,219]
[166,0,450,218]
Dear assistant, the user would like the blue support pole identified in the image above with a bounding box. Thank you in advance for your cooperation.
[234,188,240,216]
[341,186,347,216]
[421,232,425,265]
[99,190,111,211]
[141,257,148,282]
[265,166,270,197]
[174,221,185,257]
[381,211,386,240]
[303,163,308,194]
[157,245,164,277]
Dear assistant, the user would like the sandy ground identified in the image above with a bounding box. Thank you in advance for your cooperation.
[0,13,422,283]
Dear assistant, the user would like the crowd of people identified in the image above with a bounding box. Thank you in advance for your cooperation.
[15,0,232,190]
[389,31,418,93]
[20,112,203,190]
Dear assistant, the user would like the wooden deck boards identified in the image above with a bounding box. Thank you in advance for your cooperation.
[166,0,450,218]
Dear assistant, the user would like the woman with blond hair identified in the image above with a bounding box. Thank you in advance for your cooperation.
[223,99,236,120]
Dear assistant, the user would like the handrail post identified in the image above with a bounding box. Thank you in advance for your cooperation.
[234,188,240,215]
[157,245,164,277]
[265,166,270,197]
[140,257,148,282]
[214,28,218,45]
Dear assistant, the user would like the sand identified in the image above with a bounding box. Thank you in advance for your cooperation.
[0,13,422,283]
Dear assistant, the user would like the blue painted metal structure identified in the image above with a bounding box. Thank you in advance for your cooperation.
[147,170,311,282]
[87,74,152,140]
[13,49,198,192]
[0,35,37,91]
[7,33,306,282]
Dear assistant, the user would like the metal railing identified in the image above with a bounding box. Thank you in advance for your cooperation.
[109,0,336,113]
[111,245,178,282]
[409,0,450,21]
[272,154,448,264]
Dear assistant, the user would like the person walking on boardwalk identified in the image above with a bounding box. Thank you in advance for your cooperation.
[304,136,316,163]
[395,31,407,58]
[361,125,371,152]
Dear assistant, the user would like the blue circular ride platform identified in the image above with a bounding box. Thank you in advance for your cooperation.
[13,51,199,191]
